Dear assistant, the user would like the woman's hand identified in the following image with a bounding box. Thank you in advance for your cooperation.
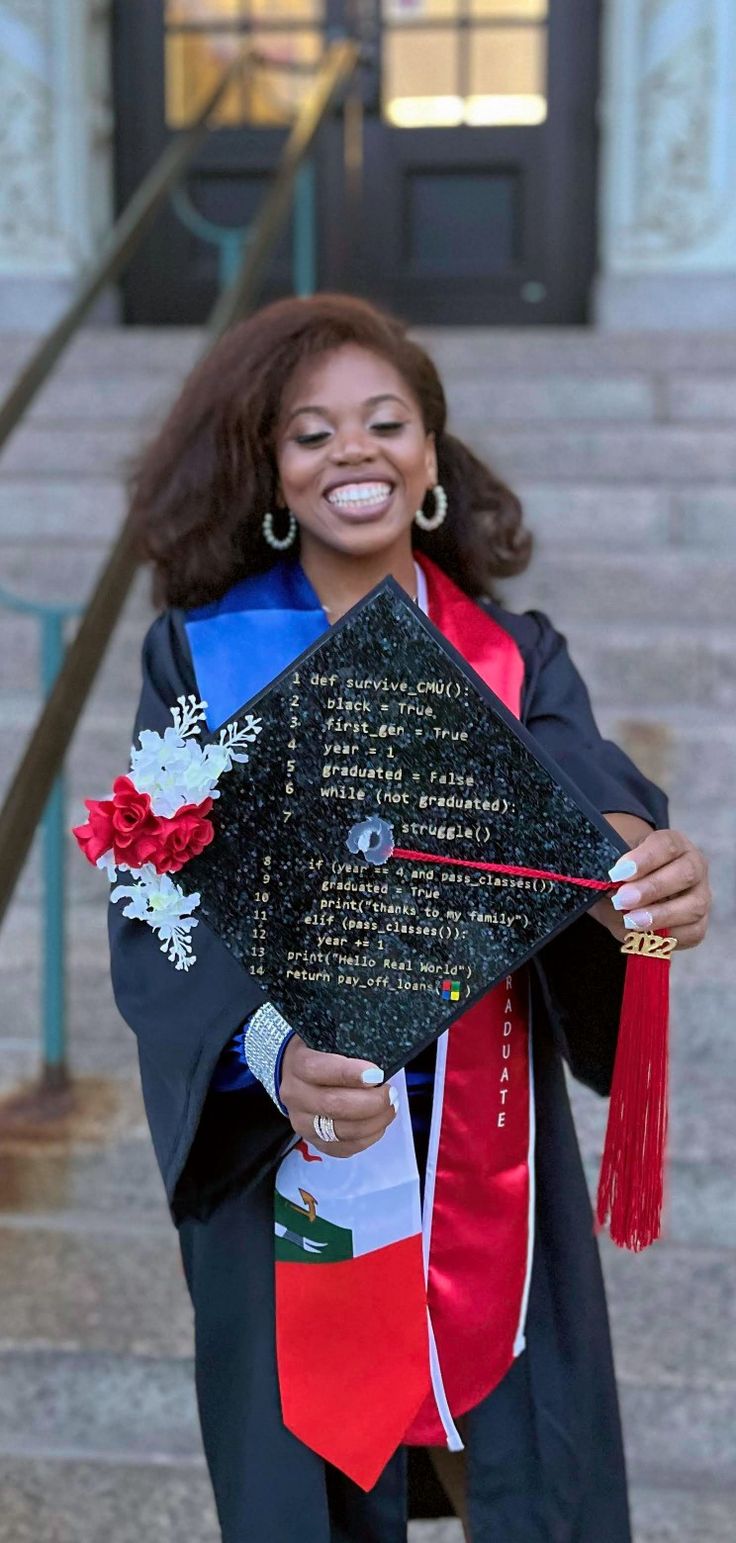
[279,1035,397,1158]
[591,828,712,950]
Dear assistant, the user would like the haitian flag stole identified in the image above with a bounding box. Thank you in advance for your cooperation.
[186,557,534,1493]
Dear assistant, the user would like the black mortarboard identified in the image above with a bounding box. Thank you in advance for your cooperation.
[183,579,626,1075]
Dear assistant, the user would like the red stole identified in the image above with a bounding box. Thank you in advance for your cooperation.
[405,556,532,1443]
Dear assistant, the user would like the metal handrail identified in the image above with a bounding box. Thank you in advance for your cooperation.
[0,38,360,957]
[0,54,247,457]
[210,40,359,336]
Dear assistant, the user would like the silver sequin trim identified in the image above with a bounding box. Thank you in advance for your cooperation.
[245,1002,293,1113]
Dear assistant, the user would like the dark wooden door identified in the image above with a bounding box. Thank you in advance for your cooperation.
[113,1,599,325]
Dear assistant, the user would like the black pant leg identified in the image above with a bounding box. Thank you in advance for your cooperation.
[327,1449,408,1543]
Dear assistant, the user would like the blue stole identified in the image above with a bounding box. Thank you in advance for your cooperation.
[185,559,329,731]
[186,560,329,1090]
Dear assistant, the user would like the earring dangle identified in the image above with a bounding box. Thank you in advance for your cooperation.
[414,483,447,532]
[262,509,297,551]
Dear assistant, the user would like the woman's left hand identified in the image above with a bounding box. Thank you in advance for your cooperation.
[592,828,712,950]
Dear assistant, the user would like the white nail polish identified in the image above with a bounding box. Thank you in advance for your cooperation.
[388,1086,400,1111]
[361,1066,384,1086]
[623,910,653,929]
[609,856,638,882]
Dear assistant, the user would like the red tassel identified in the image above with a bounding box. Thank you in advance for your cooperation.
[596,932,672,1251]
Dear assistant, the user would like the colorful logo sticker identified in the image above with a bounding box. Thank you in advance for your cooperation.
[440,978,462,1002]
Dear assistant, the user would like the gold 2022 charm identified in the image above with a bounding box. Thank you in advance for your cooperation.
[621,931,678,961]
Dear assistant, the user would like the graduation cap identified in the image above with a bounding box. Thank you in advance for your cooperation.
[181,579,671,1251]
[184,580,624,1065]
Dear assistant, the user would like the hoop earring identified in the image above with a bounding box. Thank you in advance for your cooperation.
[414,484,447,532]
[262,509,297,551]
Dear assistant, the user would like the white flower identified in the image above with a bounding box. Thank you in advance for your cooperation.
[170,695,208,739]
[130,726,184,784]
[126,702,262,817]
[111,868,201,970]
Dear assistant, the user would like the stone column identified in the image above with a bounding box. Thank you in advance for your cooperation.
[596,0,736,328]
[0,0,114,330]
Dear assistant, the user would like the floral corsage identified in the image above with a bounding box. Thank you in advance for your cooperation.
[73,696,261,970]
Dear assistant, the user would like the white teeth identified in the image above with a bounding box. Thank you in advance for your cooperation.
[326,482,392,508]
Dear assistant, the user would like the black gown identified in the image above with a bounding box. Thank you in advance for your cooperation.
[108,597,668,1543]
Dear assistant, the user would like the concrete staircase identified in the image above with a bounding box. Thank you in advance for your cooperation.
[0,328,734,1542]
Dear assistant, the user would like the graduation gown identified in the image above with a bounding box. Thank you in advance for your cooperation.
[109,583,668,1543]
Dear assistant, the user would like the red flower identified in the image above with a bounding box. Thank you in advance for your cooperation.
[73,778,214,875]
[108,776,161,867]
[73,776,161,869]
[149,799,215,874]
[73,798,116,866]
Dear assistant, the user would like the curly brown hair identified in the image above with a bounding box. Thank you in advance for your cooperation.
[131,293,532,608]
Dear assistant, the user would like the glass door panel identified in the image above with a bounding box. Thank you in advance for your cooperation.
[380,0,548,129]
[164,0,326,126]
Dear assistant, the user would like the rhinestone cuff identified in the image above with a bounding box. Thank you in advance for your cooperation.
[244,1002,294,1116]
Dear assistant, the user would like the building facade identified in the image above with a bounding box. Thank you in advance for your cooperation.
[0,0,734,330]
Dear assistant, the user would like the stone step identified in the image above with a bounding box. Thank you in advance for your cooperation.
[26,374,179,426]
[593,706,736,810]
[6,326,736,388]
[4,418,736,487]
[0,999,141,1087]
[446,373,736,426]
[415,327,736,373]
[0,1346,732,1488]
[0,1456,220,1543]
[8,370,667,427]
[0,1133,167,1231]
[579,1062,736,1172]
[0,328,202,387]
[0,421,147,479]
[0,479,126,544]
[560,624,736,711]
[7,902,723,988]
[4,962,732,1140]
[571,1015,736,1168]
[450,373,736,425]
[504,550,736,625]
[516,482,736,549]
[0,544,148,618]
[0,1233,189,1357]
[0,1458,731,1543]
[582,1156,736,1250]
[631,1488,736,1543]
[471,425,736,483]
[0,1352,197,1460]
[17,368,705,428]
[621,1382,736,1489]
[2,543,733,630]
[603,1244,736,1392]
[4,371,734,456]
[2,785,732,921]
[665,375,736,423]
[4,694,732,836]
[1,1166,728,1364]
[0,484,732,573]
[9,364,736,429]
[2,615,735,760]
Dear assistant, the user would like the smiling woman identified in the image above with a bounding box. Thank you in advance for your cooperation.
[118,292,711,1543]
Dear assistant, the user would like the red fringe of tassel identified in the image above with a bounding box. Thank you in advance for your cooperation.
[595,939,671,1252]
